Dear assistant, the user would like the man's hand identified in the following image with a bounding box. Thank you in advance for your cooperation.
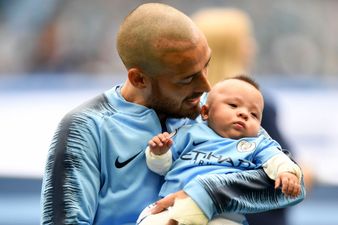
[148,132,173,155]
[275,172,301,198]
[151,190,188,214]
[151,191,208,225]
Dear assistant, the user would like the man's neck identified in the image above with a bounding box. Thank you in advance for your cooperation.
[158,114,168,132]
[157,113,167,124]
[121,81,146,106]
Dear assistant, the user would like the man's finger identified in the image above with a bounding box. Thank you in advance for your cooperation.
[150,203,166,214]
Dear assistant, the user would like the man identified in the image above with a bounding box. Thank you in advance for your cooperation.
[40,3,304,225]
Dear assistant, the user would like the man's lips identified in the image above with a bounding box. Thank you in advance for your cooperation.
[185,96,201,106]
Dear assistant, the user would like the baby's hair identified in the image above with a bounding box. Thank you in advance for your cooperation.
[229,75,260,90]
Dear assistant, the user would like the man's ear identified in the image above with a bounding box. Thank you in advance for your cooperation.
[200,105,209,121]
[127,68,148,88]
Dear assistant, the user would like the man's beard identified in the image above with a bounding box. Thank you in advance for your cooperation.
[148,83,200,119]
[151,97,201,119]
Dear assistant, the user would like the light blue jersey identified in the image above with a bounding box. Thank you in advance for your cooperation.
[159,122,282,198]
[41,85,190,225]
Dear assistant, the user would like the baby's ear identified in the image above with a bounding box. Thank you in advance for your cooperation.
[200,105,209,121]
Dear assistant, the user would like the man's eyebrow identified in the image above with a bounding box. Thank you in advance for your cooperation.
[185,56,212,78]
[205,56,211,67]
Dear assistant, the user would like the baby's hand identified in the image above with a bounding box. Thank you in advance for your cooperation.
[275,172,301,198]
[148,132,173,155]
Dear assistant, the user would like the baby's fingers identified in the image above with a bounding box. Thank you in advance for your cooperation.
[281,178,301,197]
[149,136,164,147]
[156,133,171,144]
[290,182,301,197]
[275,177,281,189]
[281,176,293,194]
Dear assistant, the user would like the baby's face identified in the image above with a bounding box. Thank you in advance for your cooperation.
[203,79,263,139]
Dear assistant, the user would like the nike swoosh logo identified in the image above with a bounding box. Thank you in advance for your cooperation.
[115,151,143,169]
[192,140,208,146]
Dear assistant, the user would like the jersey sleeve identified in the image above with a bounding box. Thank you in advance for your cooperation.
[41,111,101,225]
[263,153,302,181]
[145,146,173,176]
[251,135,283,166]
[183,169,306,219]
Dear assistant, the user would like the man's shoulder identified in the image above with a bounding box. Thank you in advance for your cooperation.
[62,93,113,126]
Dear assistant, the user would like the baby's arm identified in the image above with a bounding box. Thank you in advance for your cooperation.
[263,153,302,198]
[145,132,174,176]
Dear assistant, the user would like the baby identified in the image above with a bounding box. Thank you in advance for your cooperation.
[138,76,302,225]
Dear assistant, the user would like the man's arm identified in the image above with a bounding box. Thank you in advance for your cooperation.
[154,169,305,220]
[184,169,305,219]
[41,112,100,225]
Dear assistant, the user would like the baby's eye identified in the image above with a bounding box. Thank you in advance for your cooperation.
[228,103,237,108]
[251,112,258,118]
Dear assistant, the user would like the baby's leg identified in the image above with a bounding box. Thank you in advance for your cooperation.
[137,203,171,225]
[207,214,247,225]
[138,197,209,225]
[141,211,171,225]
[169,197,208,225]
[208,216,242,225]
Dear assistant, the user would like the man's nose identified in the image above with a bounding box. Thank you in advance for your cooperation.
[195,71,211,93]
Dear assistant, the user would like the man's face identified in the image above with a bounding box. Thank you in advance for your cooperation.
[146,37,211,119]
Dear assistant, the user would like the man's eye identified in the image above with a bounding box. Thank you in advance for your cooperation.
[180,77,193,84]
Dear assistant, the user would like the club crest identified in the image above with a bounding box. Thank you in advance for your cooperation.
[237,140,256,152]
